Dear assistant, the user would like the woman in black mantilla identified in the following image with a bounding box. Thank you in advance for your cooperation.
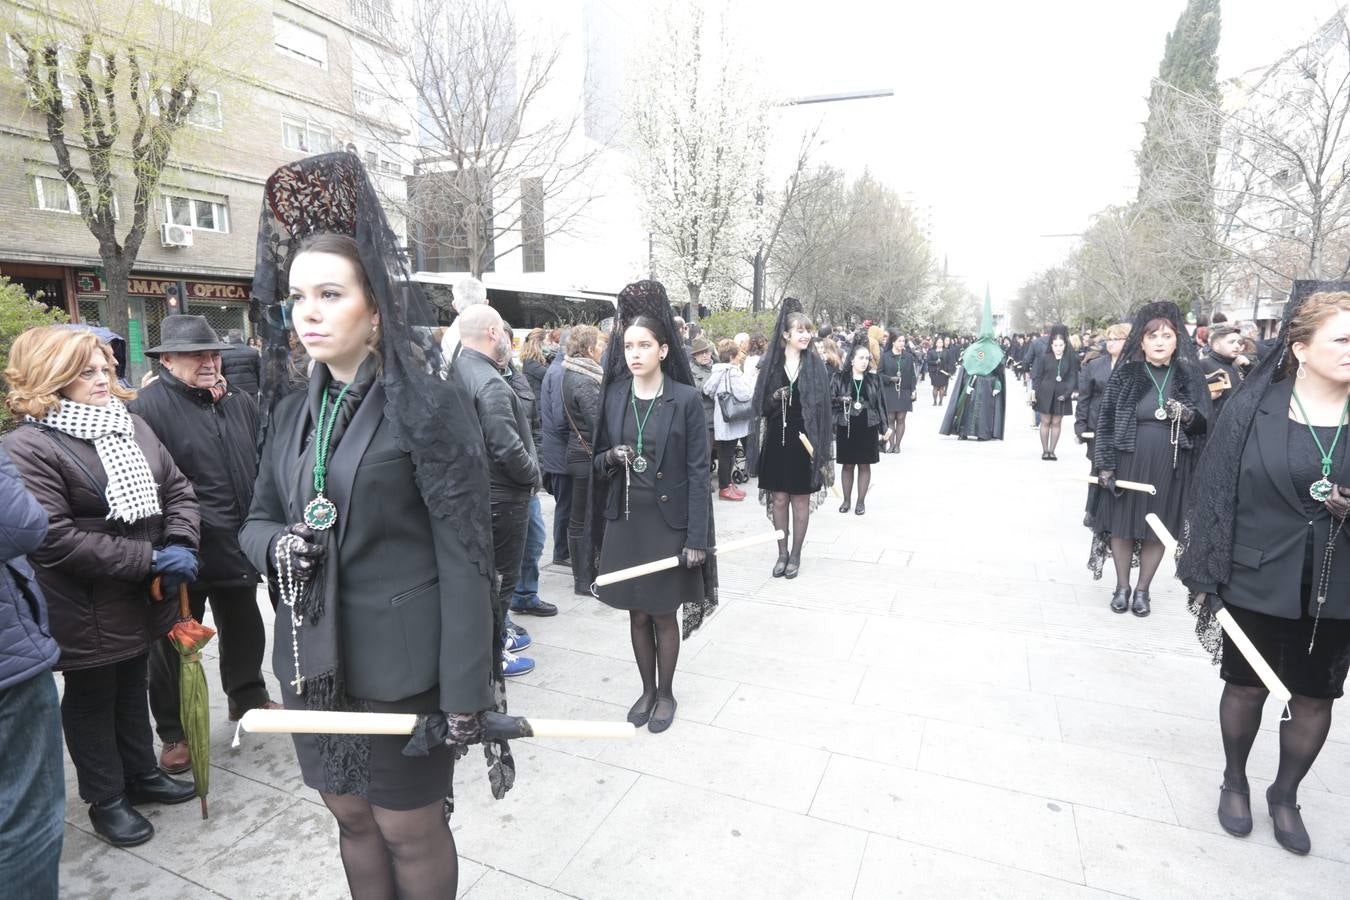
[1030,324,1079,461]
[834,344,892,515]
[749,298,834,578]
[876,331,917,453]
[588,281,716,734]
[240,154,505,898]
[1089,301,1210,617]
[1179,285,1350,857]
[925,337,951,406]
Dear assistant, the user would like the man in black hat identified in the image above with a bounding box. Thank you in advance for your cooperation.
[129,316,275,774]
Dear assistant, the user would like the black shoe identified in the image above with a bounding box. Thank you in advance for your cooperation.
[551,556,571,569]
[510,596,559,617]
[568,536,589,596]
[1048,452,1058,461]
[839,499,852,513]
[1267,786,1311,855]
[772,553,788,577]
[1217,784,1252,837]
[89,795,154,847]
[784,555,800,579]
[1110,586,1131,614]
[855,501,866,516]
[1041,451,1051,460]
[627,695,657,728]
[125,770,196,806]
[648,697,677,733]
[1131,589,1151,617]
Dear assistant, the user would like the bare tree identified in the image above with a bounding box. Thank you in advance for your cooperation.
[1072,204,1182,322]
[1011,266,1083,331]
[361,0,602,277]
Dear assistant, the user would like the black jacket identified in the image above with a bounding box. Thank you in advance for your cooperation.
[0,448,59,690]
[1188,380,1350,618]
[832,370,887,428]
[1074,353,1115,440]
[456,347,540,495]
[220,345,262,398]
[1030,350,1080,404]
[129,369,260,586]
[878,349,917,391]
[1093,359,1211,472]
[592,378,712,549]
[562,360,603,469]
[239,380,495,712]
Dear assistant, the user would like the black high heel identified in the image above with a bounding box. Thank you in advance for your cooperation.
[772,553,788,578]
[1267,785,1311,855]
[854,500,866,516]
[784,553,801,579]
[839,499,852,514]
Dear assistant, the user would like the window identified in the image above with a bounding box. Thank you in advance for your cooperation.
[281,116,333,153]
[363,150,378,170]
[410,172,495,273]
[34,175,73,212]
[186,90,222,129]
[154,0,212,25]
[348,0,393,33]
[521,177,545,273]
[273,16,327,68]
[162,194,229,232]
[379,158,402,176]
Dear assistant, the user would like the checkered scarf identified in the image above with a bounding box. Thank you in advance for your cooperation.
[35,398,162,523]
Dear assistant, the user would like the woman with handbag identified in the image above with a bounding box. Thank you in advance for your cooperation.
[704,339,753,501]
[561,325,607,594]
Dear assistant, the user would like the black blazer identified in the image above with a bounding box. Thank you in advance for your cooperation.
[1030,350,1080,402]
[592,377,712,550]
[1074,354,1113,439]
[239,379,495,713]
[1212,379,1350,619]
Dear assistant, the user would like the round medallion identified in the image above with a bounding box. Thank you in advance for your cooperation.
[304,495,337,531]
[1310,478,1334,502]
[1056,376,1063,383]
[853,401,863,412]
[631,455,649,474]
[1153,407,1168,421]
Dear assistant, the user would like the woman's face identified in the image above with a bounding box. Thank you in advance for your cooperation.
[288,251,379,375]
[783,322,813,351]
[1106,336,1126,357]
[61,349,114,406]
[852,348,871,373]
[891,336,905,353]
[623,325,666,377]
[1051,336,1066,355]
[1295,309,1350,383]
[1143,325,1177,365]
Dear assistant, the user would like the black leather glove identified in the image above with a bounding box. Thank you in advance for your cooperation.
[1327,484,1350,519]
[603,444,635,469]
[271,523,326,583]
[681,547,706,568]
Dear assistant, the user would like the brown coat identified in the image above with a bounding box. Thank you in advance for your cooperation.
[1,416,199,670]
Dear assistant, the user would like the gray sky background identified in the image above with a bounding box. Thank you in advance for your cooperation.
[746,0,1345,311]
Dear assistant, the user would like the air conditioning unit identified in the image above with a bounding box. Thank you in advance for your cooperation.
[160,223,194,248]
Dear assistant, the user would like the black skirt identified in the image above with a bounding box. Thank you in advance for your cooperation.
[835,414,880,465]
[757,391,814,495]
[1097,421,1191,540]
[1221,599,1350,699]
[881,381,913,414]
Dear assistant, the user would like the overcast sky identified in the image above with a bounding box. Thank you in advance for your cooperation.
[743,0,1345,308]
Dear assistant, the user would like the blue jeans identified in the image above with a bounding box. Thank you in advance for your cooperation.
[0,672,64,899]
[513,494,546,604]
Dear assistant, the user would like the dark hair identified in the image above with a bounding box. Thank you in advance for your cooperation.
[290,232,375,309]
[626,315,670,346]
[1142,317,1176,338]
[780,312,812,342]
[817,324,831,339]
[749,333,768,355]
[688,323,703,340]
[1211,311,1228,324]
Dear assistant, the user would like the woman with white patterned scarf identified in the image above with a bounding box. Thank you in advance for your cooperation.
[2,326,201,849]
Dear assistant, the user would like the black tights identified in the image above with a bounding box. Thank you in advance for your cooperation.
[840,464,871,506]
[1218,684,1335,832]
[770,491,811,563]
[1039,414,1063,454]
[320,793,457,900]
[1109,536,1165,591]
[629,610,680,722]
[887,412,906,450]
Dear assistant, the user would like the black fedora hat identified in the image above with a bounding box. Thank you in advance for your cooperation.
[145,315,233,356]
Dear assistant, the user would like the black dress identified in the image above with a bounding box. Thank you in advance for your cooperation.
[835,374,883,465]
[596,400,704,615]
[758,382,815,494]
[877,350,915,414]
[1221,423,1350,699]
[926,350,949,390]
[1031,352,1078,416]
[1096,366,1192,541]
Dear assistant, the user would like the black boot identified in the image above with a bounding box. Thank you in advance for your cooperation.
[568,536,589,596]
[1110,586,1131,614]
[125,770,196,805]
[89,795,154,847]
[1131,589,1151,617]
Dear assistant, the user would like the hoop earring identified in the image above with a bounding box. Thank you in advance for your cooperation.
[1298,361,1308,380]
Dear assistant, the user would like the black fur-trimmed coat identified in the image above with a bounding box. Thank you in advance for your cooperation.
[1092,358,1211,471]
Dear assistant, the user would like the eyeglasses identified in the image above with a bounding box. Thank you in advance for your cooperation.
[76,366,113,382]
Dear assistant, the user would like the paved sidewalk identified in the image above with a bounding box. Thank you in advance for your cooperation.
[58,396,1350,898]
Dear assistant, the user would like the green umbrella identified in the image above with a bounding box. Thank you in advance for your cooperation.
[156,579,216,819]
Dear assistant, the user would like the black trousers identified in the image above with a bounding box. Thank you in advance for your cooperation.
[61,654,158,803]
[149,583,267,742]
[491,492,532,619]
[716,439,739,489]
[547,472,572,560]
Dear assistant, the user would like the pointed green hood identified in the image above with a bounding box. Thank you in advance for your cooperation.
[961,287,1004,376]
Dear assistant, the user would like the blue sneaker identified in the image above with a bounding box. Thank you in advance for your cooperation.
[510,594,558,617]
[504,621,531,653]
[501,650,535,677]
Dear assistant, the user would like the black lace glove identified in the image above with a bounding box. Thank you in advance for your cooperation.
[603,444,635,469]
[270,524,325,583]
[1097,469,1117,492]
[1327,484,1350,519]
[680,547,706,568]
[443,712,482,747]
[771,386,791,402]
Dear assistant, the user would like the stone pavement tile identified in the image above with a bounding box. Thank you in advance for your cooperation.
[1075,804,1350,896]
[1310,737,1350,795]
[853,833,1111,899]
[185,798,350,898]
[916,719,1176,822]
[215,717,309,797]
[531,605,638,661]
[463,869,577,898]
[513,644,737,726]
[500,682,630,762]
[850,616,1031,690]
[450,744,639,885]
[554,775,866,900]
[906,555,1039,580]
[596,716,830,814]
[1026,638,1217,720]
[59,824,220,899]
[890,588,1046,630]
[851,545,884,563]
[880,548,914,567]
[682,640,865,701]
[753,574,897,615]
[693,598,868,661]
[1154,759,1350,865]
[809,755,1084,882]
[853,668,1062,742]
[711,682,925,768]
